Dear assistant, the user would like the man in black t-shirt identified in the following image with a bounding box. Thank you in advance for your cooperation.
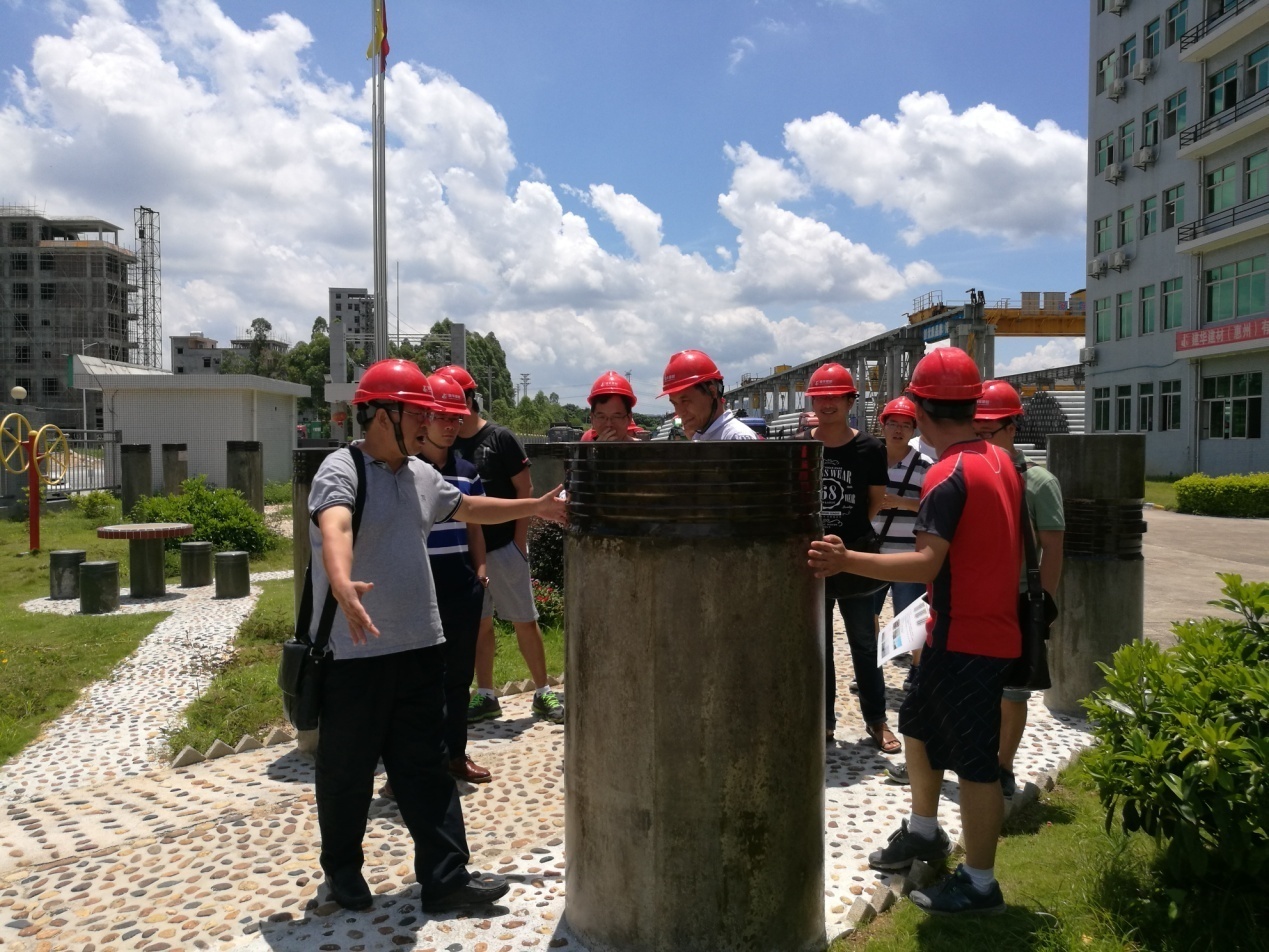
[437,366,565,725]
[807,363,890,751]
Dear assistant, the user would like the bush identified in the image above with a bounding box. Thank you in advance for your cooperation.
[531,578,563,627]
[1174,472,1269,518]
[1082,574,1269,886]
[72,490,117,524]
[528,519,565,590]
[130,476,277,555]
[263,480,291,506]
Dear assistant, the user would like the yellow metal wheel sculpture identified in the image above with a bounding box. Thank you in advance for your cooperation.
[35,424,69,485]
[0,412,32,475]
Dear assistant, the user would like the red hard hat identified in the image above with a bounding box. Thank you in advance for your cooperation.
[906,347,983,401]
[658,350,722,397]
[427,373,470,416]
[435,364,478,392]
[975,379,1024,421]
[589,370,637,408]
[805,362,857,398]
[353,359,438,410]
[880,396,919,422]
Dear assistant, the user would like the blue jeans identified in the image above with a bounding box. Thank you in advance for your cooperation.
[871,582,927,618]
[826,594,887,729]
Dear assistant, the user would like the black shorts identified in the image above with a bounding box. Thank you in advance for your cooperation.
[898,644,1010,784]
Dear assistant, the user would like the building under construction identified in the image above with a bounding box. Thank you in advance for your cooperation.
[0,207,148,428]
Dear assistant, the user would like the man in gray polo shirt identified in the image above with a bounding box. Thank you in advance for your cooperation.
[308,360,565,914]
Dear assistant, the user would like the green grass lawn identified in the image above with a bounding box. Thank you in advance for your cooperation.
[1144,478,1181,510]
[0,500,289,766]
[840,761,1268,952]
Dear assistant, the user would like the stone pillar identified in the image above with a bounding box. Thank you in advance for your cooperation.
[120,444,152,518]
[214,551,251,598]
[162,443,188,495]
[50,550,86,599]
[1044,434,1147,712]
[226,441,264,514]
[80,561,120,614]
[180,541,214,587]
[564,441,826,952]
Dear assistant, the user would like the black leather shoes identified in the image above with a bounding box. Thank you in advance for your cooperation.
[419,872,510,912]
[326,868,372,910]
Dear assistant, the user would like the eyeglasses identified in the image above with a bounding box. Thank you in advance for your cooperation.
[883,420,915,431]
[592,412,629,424]
[397,407,429,422]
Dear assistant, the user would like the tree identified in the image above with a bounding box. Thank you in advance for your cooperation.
[311,316,328,338]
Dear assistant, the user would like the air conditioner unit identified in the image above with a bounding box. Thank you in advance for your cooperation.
[1109,249,1130,271]
[1108,78,1126,100]
[1132,58,1154,82]
[1080,346,1099,365]
[1104,161,1125,183]
[1133,145,1157,169]
[1088,256,1108,278]
[1109,0,1129,13]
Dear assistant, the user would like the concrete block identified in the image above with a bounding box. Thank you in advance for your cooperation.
[235,735,264,753]
[889,874,908,901]
[204,739,235,759]
[846,896,875,927]
[172,746,206,768]
[870,880,896,914]
[263,728,294,746]
[906,859,938,890]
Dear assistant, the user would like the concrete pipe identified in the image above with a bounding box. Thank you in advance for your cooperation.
[564,440,826,952]
[1045,434,1147,712]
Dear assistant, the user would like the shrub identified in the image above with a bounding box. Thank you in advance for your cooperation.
[1082,574,1269,886]
[531,578,563,627]
[72,490,117,524]
[263,480,291,506]
[130,476,277,555]
[1174,472,1269,518]
[528,519,566,590]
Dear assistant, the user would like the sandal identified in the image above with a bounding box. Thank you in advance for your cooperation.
[864,722,902,755]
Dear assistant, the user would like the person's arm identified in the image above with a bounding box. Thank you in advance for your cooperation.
[867,484,886,520]
[317,505,379,645]
[1037,529,1064,597]
[808,531,949,582]
[468,516,489,587]
[455,484,566,526]
[510,467,534,553]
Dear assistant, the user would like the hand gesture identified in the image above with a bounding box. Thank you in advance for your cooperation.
[332,579,380,645]
[807,534,851,579]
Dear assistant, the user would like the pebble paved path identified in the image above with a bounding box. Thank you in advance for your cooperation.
[1,577,1091,951]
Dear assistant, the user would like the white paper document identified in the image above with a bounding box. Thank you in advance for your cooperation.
[876,594,929,667]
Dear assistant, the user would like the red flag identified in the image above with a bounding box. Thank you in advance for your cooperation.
[367,0,389,71]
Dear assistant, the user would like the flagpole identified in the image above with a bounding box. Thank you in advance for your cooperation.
[371,1,389,363]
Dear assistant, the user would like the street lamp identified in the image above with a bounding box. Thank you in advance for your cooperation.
[10,385,25,405]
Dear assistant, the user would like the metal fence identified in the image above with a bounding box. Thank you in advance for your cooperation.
[0,428,121,500]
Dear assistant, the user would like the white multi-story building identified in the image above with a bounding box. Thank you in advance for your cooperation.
[1087,0,1268,476]
[327,287,374,347]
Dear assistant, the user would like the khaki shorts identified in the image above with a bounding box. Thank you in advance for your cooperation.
[481,542,539,623]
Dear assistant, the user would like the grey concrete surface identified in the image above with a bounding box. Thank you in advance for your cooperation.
[1142,508,1269,647]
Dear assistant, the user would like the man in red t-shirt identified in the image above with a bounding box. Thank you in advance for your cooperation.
[808,347,1022,917]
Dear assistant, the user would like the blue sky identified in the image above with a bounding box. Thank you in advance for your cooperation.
[0,0,1090,406]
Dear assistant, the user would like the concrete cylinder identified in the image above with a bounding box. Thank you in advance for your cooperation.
[50,550,87,599]
[129,539,167,598]
[162,443,188,495]
[80,561,120,614]
[226,441,264,514]
[180,541,214,587]
[215,550,251,598]
[526,442,569,497]
[564,441,826,952]
[120,444,152,518]
[1044,434,1147,711]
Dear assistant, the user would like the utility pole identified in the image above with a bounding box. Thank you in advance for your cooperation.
[520,373,531,402]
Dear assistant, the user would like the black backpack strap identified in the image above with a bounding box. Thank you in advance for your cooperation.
[877,450,923,544]
[311,446,368,653]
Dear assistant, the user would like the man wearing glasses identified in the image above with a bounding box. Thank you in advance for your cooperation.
[580,371,638,442]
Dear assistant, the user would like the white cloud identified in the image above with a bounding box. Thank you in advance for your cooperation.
[727,36,754,73]
[0,1,962,402]
[994,339,1082,375]
[784,91,1087,245]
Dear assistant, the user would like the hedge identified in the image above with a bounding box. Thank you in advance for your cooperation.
[1174,472,1269,518]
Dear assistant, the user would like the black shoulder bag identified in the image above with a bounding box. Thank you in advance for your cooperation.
[1005,460,1059,691]
[277,447,367,731]
[832,451,921,599]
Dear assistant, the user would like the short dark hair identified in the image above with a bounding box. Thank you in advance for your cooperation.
[915,396,977,421]
[590,394,633,413]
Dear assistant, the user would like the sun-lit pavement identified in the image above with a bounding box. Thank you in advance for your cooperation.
[0,565,1097,951]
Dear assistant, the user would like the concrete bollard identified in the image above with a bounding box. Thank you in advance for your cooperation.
[226,441,264,514]
[564,441,826,952]
[120,444,152,518]
[162,443,188,495]
[526,442,569,497]
[1045,434,1147,712]
[80,561,120,614]
[214,551,251,598]
[50,550,87,599]
[180,541,214,587]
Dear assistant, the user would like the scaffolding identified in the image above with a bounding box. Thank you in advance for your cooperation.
[132,207,162,369]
